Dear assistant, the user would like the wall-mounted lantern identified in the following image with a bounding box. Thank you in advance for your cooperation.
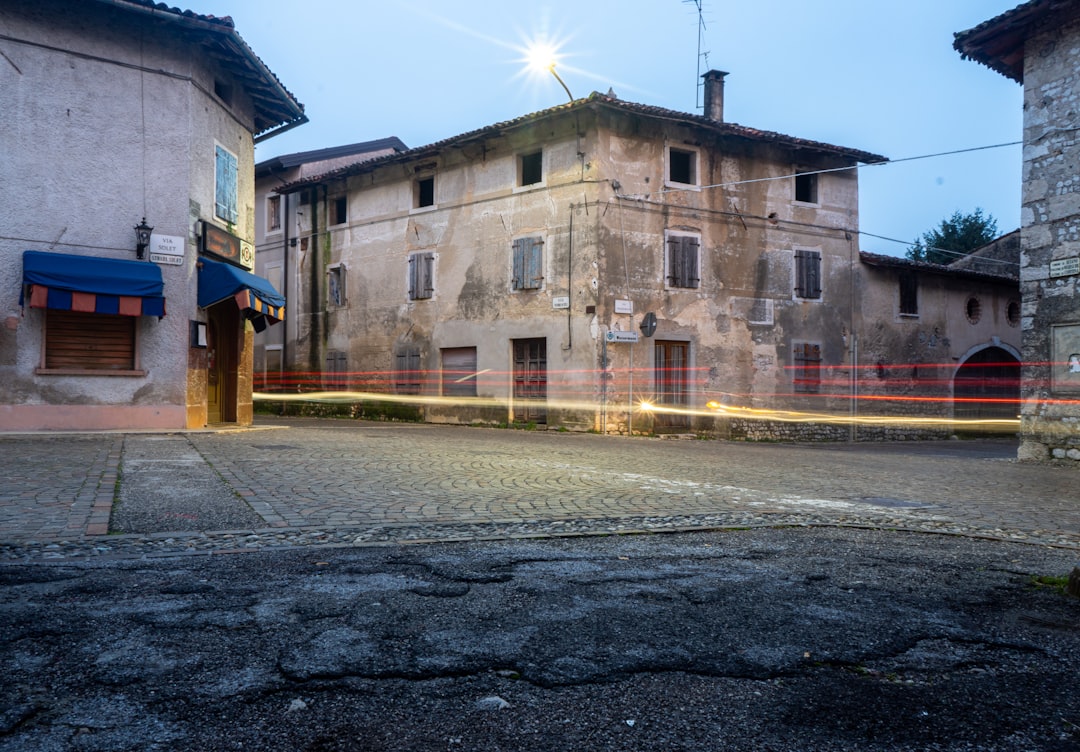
[134,217,153,259]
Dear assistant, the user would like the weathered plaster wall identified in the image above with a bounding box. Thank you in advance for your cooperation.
[0,0,261,430]
[1018,14,1080,460]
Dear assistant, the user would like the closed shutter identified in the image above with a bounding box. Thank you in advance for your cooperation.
[512,237,543,290]
[395,347,421,393]
[45,310,135,370]
[215,145,238,224]
[668,236,700,288]
[442,347,477,397]
[792,342,822,393]
[795,250,822,299]
[409,253,434,300]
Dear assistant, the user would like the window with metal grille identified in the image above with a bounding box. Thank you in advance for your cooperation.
[42,310,137,373]
[395,347,422,394]
[792,342,822,393]
[666,234,700,289]
[899,271,918,316]
[408,252,435,300]
[441,347,478,397]
[512,237,543,290]
[794,249,822,299]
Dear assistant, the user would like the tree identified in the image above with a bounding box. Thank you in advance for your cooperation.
[907,208,999,265]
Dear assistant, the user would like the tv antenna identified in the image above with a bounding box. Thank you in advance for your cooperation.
[684,0,710,111]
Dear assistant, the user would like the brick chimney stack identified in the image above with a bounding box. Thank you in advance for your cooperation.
[702,70,728,122]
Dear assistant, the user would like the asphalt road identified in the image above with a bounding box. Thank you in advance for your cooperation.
[2,528,1079,751]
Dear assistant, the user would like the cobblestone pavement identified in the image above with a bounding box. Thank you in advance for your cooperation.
[1,417,1077,560]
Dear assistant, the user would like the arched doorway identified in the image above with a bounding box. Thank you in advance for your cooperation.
[953,346,1020,421]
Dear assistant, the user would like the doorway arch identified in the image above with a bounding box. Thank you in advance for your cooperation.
[952,345,1020,421]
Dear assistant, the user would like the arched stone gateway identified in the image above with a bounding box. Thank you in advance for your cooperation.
[953,346,1020,421]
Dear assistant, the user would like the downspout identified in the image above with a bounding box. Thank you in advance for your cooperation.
[307,186,323,375]
[282,190,290,387]
[564,204,573,351]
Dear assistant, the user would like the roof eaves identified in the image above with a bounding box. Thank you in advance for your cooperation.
[859,251,1017,283]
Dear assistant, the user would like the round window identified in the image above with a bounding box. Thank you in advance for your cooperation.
[1006,299,1020,327]
[965,297,981,324]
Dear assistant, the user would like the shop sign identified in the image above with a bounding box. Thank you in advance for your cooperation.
[201,221,253,270]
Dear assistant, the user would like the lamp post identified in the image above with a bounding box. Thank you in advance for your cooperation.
[134,217,153,260]
[548,63,574,103]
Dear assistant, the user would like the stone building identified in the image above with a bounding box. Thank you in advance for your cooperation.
[955,0,1080,461]
[253,138,407,385]
[0,0,302,431]
[266,72,1021,438]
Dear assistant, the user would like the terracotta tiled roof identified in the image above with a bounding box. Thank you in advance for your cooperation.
[954,0,1079,83]
[277,91,887,192]
[859,250,1018,284]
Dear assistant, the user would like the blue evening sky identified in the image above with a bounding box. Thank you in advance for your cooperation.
[184,0,1024,257]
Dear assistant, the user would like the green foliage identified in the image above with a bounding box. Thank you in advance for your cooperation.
[907,208,998,265]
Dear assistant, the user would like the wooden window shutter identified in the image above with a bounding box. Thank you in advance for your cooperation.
[795,250,822,299]
[45,310,135,370]
[511,238,525,289]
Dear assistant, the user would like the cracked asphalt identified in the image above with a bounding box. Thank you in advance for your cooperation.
[1,418,1079,750]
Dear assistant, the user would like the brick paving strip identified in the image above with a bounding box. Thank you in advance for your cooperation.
[1,422,1077,561]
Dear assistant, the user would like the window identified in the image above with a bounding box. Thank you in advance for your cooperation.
[899,271,918,316]
[794,170,818,204]
[408,252,435,300]
[266,195,281,232]
[442,347,478,397]
[1007,298,1020,327]
[415,175,435,208]
[666,233,700,289]
[965,296,981,324]
[512,236,544,290]
[214,78,233,106]
[667,147,698,186]
[794,249,822,299]
[214,144,238,224]
[330,196,347,226]
[324,350,348,389]
[395,347,421,394]
[328,265,346,307]
[792,342,821,393]
[42,310,138,373]
[519,150,543,186]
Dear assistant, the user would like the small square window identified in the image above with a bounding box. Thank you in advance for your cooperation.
[519,151,543,186]
[794,171,818,203]
[668,147,697,186]
[330,196,347,226]
[415,176,435,208]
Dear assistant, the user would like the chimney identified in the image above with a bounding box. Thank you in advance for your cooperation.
[702,70,728,122]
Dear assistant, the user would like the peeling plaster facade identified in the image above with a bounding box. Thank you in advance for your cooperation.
[956,0,1080,460]
[273,76,1019,438]
[0,0,303,431]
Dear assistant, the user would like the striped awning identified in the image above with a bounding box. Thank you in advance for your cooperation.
[198,257,285,331]
[21,251,166,318]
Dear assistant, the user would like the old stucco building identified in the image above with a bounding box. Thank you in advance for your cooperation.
[253,138,407,385]
[265,72,1020,437]
[1,0,302,431]
[956,0,1080,461]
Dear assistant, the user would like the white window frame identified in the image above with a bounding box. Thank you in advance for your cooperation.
[664,229,702,290]
[328,263,347,307]
[514,149,545,192]
[411,173,437,214]
[665,144,701,191]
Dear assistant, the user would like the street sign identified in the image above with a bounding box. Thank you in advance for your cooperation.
[605,330,639,343]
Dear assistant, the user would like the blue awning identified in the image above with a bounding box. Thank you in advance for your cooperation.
[198,257,285,331]
[21,250,166,317]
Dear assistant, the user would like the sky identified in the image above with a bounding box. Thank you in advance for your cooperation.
[182,0,1025,258]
